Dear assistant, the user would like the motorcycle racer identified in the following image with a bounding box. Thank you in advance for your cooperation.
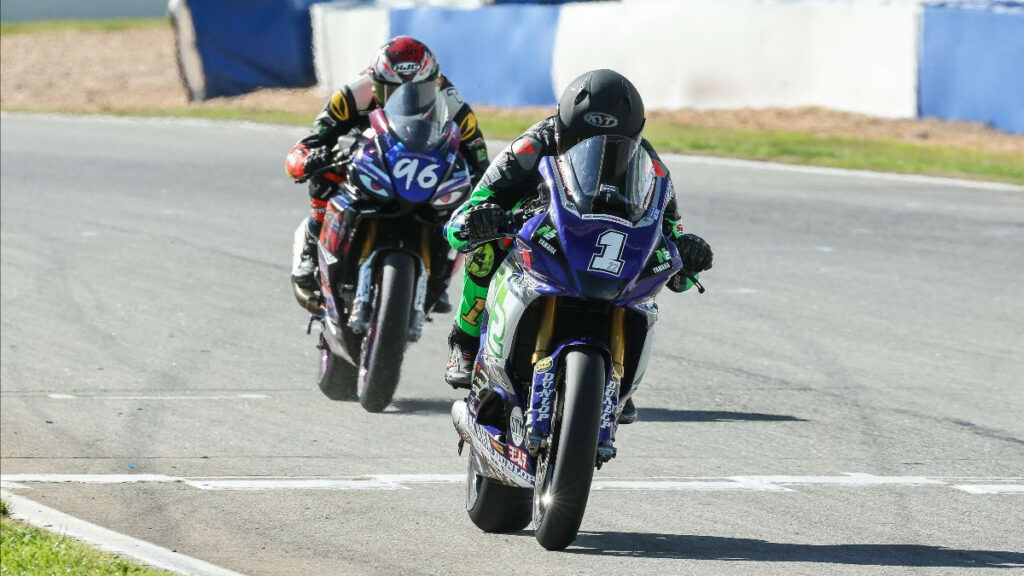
[285,35,490,312]
[442,69,714,424]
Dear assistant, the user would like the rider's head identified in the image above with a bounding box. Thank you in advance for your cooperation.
[369,36,440,106]
[555,69,645,154]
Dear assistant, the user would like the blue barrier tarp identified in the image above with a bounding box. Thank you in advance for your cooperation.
[389,5,560,107]
[920,4,1024,133]
[188,0,329,99]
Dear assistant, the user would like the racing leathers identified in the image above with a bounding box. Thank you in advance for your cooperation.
[442,116,713,398]
[285,72,490,298]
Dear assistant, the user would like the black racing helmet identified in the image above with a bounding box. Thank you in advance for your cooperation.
[555,69,645,154]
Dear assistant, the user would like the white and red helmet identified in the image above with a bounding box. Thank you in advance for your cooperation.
[370,36,440,105]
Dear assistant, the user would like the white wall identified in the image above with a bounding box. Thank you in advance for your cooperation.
[311,4,390,92]
[553,1,920,117]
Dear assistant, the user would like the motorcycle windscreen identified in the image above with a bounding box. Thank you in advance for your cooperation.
[383,82,449,154]
[559,135,655,224]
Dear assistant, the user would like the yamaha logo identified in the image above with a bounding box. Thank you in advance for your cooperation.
[393,61,422,74]
[583,112,619,128]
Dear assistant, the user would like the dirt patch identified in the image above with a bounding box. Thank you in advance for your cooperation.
[3,25,1022,155]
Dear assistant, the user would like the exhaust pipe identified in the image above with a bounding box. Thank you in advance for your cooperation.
[452,400,534,488]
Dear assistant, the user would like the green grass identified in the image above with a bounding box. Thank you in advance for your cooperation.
[0,18,168,35]
[0,499,172,576]
[69,106,1022,185]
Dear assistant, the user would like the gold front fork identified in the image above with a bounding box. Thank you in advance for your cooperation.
[358,220,378,264]
[532,296,558,365]
[610,306,626,382]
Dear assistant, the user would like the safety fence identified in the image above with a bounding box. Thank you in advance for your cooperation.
[170,0,1024,133]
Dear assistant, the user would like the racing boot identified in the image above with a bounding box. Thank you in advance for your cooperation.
[433,291,453,314]
[619,397,638,425]
[292,225,319,292]
[445,326,478,390]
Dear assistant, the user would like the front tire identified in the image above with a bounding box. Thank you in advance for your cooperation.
[466,457,533,533]
[357,252,416,413]
[533,349,606,550]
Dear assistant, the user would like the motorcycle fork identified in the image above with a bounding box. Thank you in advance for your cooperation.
[532,296,558,365]
[358,220,377,265]
[419,224,432,277]
[609,306,626,382]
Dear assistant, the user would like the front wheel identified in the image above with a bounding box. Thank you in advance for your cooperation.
[357,252,416,412]
[466,457,533,533]
[533,349,606,550]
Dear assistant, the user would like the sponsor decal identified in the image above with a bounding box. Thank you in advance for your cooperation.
[329,91,350,122]
[459,113,478,140]
[534,371,555,424]
[466,243,495,278]
[652,261,671,273]
[600,379,618,430]
[673,220,685,237]
[508,445,528,470]
[583,112,619,128]
[393,61,422,74]
[513,137,541,170]
[445,87,464,104]
[535,357,553,373]
[535,224,557,241]
[537,239,558,255]
[509,406,525,446]
[468,417,534,485]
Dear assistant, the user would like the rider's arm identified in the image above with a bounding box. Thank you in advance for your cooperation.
[285,75,375,181]
[444,118,558,250]
[439,78,490,185]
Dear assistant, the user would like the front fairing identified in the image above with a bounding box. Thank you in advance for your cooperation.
[516,156,682,303]
[347,111,471,210]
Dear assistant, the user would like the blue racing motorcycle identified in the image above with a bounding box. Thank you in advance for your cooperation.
[294,82,472,412]
[451,135,695,549]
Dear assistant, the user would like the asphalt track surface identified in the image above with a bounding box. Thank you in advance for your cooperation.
[2,114,1023,575]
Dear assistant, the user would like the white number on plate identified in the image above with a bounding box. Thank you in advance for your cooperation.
[589,230,626,276]
[393,157,440,189]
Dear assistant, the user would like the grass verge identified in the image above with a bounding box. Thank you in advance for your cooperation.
[0,18,167,35]
[33,106,1022,186]
[0,498,172,575]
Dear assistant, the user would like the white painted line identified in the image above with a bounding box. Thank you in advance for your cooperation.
[183,479,409,491]
[46,394,269,400]
[4,473,1020,494]
[952,485,1024,495]
[0,481,29,490]
[592,480,790,492]
[733,473,947,486]
[2,474,181,484]
[0,489,248,576]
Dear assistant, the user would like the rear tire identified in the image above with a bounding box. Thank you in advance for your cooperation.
[466,457,533,533]
[533,349,606,550]
[316,336,357,401]
[357,252,416,413]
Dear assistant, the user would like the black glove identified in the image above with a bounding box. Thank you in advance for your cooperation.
[303,146,335,177]
[676,233,713,273]
[457,203,508,242]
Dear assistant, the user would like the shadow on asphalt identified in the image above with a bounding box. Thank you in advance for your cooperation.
[564,532,1024,567]
[387,398,455,415]
[637,409,807,423]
